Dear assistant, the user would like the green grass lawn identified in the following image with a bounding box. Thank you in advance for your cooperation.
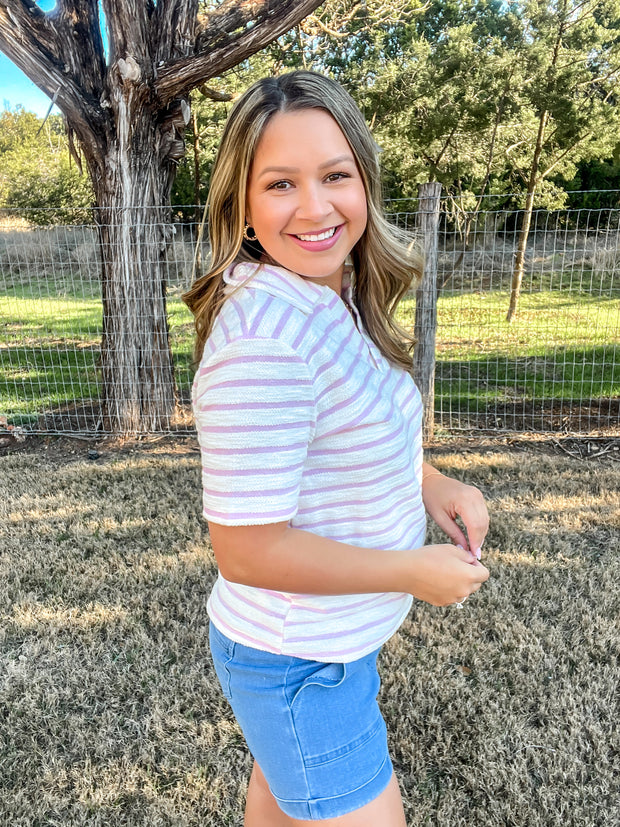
[398,290,620,416]
[403,289,618,417]
[1,282,619,428]
[0,290,196,418]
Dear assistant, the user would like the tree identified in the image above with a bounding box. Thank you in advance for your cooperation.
[506,0,620,321]
[286,0,527,203]
[0,0,323,432]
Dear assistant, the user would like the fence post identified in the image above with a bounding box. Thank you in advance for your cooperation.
[413,181,442,442]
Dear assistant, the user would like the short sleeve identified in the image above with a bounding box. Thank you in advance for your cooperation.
[193,338,316,525]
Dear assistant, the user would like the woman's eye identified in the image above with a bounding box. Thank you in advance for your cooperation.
[268,180,292,191]
[325,172,350,183]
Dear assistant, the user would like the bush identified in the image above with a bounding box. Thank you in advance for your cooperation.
[0,109,93,225]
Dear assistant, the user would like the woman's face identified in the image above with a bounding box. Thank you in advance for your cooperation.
[245,108,368,294]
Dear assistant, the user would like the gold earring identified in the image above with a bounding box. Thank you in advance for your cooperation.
[243,223,258,241]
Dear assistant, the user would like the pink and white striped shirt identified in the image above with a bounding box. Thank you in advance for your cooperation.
[193,261,426,662]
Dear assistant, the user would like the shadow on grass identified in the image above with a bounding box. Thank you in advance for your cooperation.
[0,346,195,426]
[434,344,619,431]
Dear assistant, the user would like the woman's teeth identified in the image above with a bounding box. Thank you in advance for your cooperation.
[296,227,337,242]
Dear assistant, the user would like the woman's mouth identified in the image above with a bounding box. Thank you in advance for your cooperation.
[290,225,344,251]
[295,227,337,242]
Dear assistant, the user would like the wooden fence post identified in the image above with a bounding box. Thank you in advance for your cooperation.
[413,180,442,442]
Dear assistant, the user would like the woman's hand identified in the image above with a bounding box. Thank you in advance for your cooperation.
[421,463,489,556]
[407,543,489,606]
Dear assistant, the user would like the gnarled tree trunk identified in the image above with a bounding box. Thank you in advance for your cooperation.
[92,119,180,431]
[84,70,188,431]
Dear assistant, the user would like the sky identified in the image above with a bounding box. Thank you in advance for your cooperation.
[0,55,59,117]
[1,1,63,117]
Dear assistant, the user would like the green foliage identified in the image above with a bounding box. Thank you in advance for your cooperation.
[4,1,620,212]
[561,157,620,210]
[0,108,93,224]
[508,0,620,199]
[176,0,620,209]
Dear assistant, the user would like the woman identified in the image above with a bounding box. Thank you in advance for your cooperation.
[184,71,489,826]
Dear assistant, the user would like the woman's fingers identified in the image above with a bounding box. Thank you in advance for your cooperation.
[410,545,489,606]
[455,487,489,553]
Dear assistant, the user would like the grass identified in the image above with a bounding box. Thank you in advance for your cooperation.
[399,289,620,419]
[0,441,618,825]
[1,286,618,423]
[0,290,195,416]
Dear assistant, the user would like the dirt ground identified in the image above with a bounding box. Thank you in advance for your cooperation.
[2,426,619,469]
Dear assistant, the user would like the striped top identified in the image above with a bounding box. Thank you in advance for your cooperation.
[193,261,426,663]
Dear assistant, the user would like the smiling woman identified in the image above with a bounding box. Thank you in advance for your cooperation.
[182,71,490,826]
[245,110,367,292]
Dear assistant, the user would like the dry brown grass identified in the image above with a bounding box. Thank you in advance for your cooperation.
[0,441,618,826]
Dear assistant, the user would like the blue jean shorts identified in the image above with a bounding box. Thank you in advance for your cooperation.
[209,622,393,820]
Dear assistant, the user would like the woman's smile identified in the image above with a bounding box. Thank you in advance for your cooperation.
[289,224,344,251]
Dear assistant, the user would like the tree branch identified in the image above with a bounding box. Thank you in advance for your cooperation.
[0,0,62,94]
[99,0,151,64]
[49,0,106,96]
[540,131,593,181]
[0,0,105,137]
[155,0,324,104]
[152,0,199,65]
[197,84,234,101]
[304,15,350,39]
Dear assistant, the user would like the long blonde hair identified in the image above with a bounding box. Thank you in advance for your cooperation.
[183,71,422,369]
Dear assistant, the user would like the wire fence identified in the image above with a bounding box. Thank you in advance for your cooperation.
[1,203,619,438]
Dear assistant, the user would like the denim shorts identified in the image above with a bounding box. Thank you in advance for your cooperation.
[209,622,393,820]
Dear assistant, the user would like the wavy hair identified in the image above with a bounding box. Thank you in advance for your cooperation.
[183,70,422,369]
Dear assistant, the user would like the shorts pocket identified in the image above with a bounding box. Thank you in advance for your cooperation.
[291,660,347,706]
[209,623,235,701]
[289,654,385,772]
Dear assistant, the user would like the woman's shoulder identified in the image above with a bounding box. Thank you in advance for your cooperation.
[195,324,315,405]
[206,262,334,350]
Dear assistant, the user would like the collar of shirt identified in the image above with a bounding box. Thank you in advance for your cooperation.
[223,261,359,317]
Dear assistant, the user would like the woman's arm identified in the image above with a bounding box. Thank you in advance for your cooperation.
[421,461,489,556]
[208,520,489,607]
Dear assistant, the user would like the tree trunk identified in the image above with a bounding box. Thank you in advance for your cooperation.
[413,181,442,442]
[507,111,548,323]
[191,109,202,224]
[88,106,181,433]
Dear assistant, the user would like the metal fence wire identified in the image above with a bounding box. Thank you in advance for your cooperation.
[1,203,619,437]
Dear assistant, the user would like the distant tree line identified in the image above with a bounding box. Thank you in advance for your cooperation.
[2,0,619,228]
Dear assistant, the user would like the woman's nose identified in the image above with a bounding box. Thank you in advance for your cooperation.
[296,184,331,221]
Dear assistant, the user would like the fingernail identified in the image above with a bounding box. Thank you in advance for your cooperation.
[456,544,465,550]
[475,548,482,560]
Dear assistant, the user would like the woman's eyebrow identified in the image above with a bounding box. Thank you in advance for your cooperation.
[318,154,356,170]
[256,155,356,178]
